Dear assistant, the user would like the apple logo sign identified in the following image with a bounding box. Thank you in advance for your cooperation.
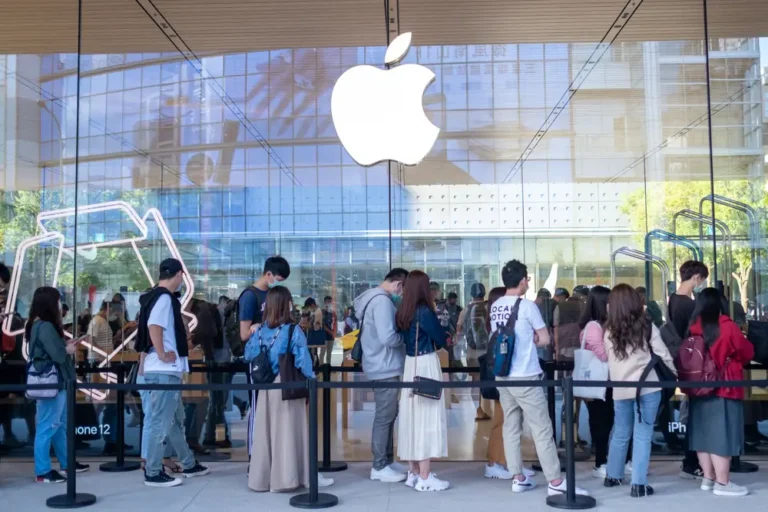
[331,33,439,167]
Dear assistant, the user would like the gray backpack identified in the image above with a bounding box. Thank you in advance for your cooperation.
[464,302,489,351]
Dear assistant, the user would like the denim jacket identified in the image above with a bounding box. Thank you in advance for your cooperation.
[244,323,315,379]
[403,305,450,357]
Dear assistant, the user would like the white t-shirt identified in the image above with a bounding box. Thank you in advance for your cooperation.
[489,295,546,377]
[143,294,189,376]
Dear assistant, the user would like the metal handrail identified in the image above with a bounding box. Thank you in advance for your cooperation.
[644,229,702,296]
[672,209,734,317]
[611,246,670,319]
[699,194,762,316]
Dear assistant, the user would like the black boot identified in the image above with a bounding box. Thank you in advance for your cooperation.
[630,484,654,497]
[604,477,625,488]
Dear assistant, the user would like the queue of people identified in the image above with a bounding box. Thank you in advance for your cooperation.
[1,254,760,502]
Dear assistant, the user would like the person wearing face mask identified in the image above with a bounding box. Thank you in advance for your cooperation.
[235,256,290,458]
[136,258,209,487]
[670,260,709,480]
[353,268,410,483]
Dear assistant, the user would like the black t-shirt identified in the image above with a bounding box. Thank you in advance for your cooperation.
[668,293,695,338]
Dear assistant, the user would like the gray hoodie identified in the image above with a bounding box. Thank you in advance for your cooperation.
[353,287,404,381]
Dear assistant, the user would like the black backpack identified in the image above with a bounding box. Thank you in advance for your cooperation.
[224,286,260,357]
[486,298,522,377]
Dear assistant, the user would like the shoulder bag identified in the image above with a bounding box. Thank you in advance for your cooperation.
[637,320,677,423]
[249,325,282,384]
[25,322,60,400]
[572,321,609,400]
[412,320,442,401]
[279,324,310,401]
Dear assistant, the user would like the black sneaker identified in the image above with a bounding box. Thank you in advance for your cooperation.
[630,484,654,497]
[182,461,210,478]
[604,477,625,488]
[60,462,90,474]
[36,470,66,483]
[144,471,183,488]
[680,466,704,480]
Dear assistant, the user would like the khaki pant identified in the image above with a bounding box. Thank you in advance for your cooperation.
[497,374,560,482]
[486,400,506,466]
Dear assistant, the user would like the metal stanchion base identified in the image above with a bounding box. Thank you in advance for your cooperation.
[46,493,97,509]
[318,461,348,473]
[546,494,597,510]
[99,460,142,472]
[289,492,338,509]
[731,461,759,473]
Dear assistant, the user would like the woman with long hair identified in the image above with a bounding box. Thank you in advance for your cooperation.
[578,286,631,478]
[396,270,450,491]
[26,287,89,482]
[245,286,333,492]
[687,288,754,497]
[603,284,675,498]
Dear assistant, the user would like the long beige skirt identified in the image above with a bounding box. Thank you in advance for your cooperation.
[248,376,310,492]
[397,352,448,461]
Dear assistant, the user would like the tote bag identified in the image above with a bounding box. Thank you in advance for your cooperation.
[573,321,608,400]
[25,322,60,400]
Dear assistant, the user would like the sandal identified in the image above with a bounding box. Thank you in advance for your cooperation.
[163,459,183,474]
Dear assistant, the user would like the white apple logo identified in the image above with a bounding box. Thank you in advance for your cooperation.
[331,32,439,167]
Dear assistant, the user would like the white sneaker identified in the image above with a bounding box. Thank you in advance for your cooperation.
[523,466,536,477]
[370,465,407,483]
[512,475,537,493]
[485,463,513,480]
[318,474,334,488]
[592,465,607,478]
[701,477,715,492]
[548,480,590,497]
[414,473,450,492]
[405,472,418,488]
[389,462,408,475]
[713,481,748,497]
[625,461,633,474]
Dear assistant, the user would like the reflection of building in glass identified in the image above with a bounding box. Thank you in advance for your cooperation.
[7,39,765,302]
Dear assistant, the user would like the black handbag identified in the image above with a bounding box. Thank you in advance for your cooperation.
[477,353,499,401]
[250,325,283,384]
[412,321,442,401]
[350,299,376,364]
[279,324,309,401]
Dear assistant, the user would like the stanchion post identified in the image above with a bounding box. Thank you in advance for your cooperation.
[319,364,347,473]
[547,362,556,439]
[100,365,140,472]
[290,378,338,509]
[546,376,595,510]
[47,380,97,509]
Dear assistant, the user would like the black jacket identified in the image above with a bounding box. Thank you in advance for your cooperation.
[135,287,188,358]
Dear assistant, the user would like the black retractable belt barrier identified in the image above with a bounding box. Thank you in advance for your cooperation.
[100,364,141,473]
[318,364,347,473]
[546,376,596,510]
[290,378,339,509]
[46,379,97,509]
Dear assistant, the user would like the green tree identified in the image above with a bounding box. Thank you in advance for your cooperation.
[619,179,767,303]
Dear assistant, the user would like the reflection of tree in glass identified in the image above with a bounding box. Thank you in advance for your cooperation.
[620,179,767,305]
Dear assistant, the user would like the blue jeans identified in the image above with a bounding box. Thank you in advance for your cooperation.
[143,373,195,477]
[607,391,662,485]
[34,390,67,475]
[138,375,171,461]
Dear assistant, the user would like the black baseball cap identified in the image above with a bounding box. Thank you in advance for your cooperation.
[573,285,590,297]
[159,258,184,278]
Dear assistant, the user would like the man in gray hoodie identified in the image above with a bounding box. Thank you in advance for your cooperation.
[353,267,409,483]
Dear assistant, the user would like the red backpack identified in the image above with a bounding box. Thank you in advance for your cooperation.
[675,334,722,397]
